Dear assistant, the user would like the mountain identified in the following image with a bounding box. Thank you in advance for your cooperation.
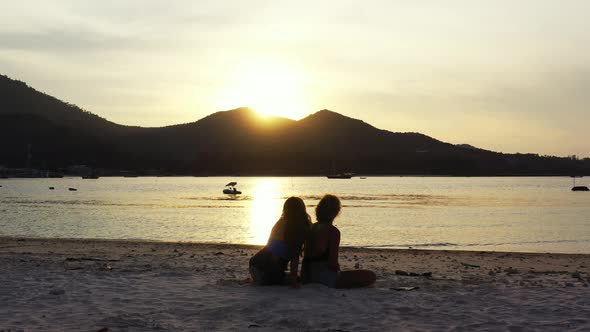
[1,74,588,175]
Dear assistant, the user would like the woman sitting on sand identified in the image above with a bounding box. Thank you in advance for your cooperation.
[302,194,376,288]
[249,196,312,287]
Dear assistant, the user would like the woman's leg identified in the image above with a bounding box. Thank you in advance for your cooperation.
[335,270,376,288]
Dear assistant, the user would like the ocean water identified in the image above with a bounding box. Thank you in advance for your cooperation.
[0,176,589,253]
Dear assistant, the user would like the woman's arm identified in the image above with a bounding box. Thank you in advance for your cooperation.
[328,227,341,271]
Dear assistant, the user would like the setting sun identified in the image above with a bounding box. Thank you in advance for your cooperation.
[216,61,309,119]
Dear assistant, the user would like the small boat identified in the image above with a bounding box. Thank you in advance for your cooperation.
[327,173,353,179]
[122,171,138,177]
[223,182,242,195]
[82,169,100,179]
[571,176,589,191]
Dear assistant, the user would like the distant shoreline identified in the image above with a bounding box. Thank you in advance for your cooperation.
[1,174,588,178]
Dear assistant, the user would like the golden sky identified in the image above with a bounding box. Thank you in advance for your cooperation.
[1,1,588,157]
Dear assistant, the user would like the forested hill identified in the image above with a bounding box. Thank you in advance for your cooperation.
[0,74,588,175]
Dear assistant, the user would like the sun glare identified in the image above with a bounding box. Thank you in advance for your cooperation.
[249,178,283,244]
[216,61,309,120]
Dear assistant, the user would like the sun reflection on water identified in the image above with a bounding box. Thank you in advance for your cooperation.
[249,178,283,244]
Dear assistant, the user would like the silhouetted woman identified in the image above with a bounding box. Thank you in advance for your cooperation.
[249,196,312,287]
[302,194,376,288]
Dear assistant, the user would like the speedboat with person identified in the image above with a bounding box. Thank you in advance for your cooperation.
[223,182,242,195]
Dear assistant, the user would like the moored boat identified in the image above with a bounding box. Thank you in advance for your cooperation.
[327,173,353,179]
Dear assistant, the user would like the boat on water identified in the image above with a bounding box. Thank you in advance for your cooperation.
[326,161,354,179]
[82,170,100,179]
[223,182,242,195]
[327,173,353,179]
[570,176,589,191]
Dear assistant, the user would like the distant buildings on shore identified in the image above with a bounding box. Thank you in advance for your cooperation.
[0,165,148,178]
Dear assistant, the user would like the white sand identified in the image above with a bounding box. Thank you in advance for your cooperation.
[1,237,589,331]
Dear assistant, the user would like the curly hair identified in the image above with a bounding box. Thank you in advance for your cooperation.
[315,194,341,224]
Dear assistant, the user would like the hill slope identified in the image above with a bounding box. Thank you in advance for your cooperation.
[0,74,588,175]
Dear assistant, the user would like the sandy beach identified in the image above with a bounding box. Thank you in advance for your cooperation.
[1,237,589,331]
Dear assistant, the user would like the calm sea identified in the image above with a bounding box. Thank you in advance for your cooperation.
[1,177,589,253]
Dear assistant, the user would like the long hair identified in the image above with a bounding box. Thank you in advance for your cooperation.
[315,194,341,224]
[282,196,312,251]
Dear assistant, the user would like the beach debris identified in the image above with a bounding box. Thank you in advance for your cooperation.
[49,186,55,190]
[248,324,261,328]
[395,270,432,277]
[99,263,113,271]
[217,278,250,286]
[213,251,225,256]
[572,271,583,280]
[488,270,496,276]
[460,262,480,268]
[503,267,519,275]
[49,288,65,295]
[64,262,83,270]
[65,257,119,262]
[354,262,361,269]
[68,187,77,191]
[391,286,420,291]
[528,270,569,275]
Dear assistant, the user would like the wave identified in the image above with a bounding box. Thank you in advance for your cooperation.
[361,242,457,249]
[461,239,590,247]
[361,239,590,250]
[0,199,248,209]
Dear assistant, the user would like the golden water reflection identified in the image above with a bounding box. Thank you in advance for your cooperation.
[249,178,283,244]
